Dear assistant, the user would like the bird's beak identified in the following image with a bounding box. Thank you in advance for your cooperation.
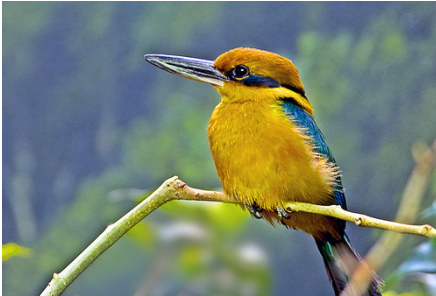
[144,54,227,87]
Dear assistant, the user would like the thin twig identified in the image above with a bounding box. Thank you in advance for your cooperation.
[39,178,231,296]
[283,202,436,238]
[39,177,176,296]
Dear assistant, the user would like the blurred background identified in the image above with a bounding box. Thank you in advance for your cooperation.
[2,2,436,296]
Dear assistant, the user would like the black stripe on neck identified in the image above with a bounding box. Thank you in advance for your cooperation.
[281,84,306,99]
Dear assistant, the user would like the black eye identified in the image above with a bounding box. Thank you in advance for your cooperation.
[232,65,250,79]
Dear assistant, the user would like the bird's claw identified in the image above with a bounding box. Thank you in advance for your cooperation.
[247,203,263,219]
[276,206,290,225]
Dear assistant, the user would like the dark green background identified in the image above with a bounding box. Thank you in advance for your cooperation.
[3,2,436,296]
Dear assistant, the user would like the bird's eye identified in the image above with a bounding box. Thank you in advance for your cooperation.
[232,65,250,79]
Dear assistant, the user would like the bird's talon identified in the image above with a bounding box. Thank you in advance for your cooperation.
[253,211,263,219]
[247,204,263,219]
[276,206,290,223]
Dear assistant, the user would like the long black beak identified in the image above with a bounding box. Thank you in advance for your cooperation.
[144,54,227,86]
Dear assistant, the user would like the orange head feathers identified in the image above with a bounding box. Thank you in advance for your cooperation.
[214,47,305,96]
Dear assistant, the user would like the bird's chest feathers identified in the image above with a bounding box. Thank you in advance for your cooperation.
[207,100,331,208]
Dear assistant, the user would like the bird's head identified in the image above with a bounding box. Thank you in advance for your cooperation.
[145,47,313,114]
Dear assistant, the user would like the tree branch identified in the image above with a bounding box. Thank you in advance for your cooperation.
[283,202,435,238]
[39,177,231,296]
[40,145,436,296]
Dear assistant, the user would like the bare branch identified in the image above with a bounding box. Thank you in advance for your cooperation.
[283,202,435,238]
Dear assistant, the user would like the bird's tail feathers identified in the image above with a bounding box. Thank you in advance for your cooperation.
[315,236,382,296]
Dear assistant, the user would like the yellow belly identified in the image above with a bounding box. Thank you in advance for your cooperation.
[208,100,340,239]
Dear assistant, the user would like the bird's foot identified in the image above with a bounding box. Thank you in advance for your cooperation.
[275,206,290,225]
[247,203,263,219]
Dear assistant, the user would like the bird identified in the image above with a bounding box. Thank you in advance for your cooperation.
[144,47,382,296]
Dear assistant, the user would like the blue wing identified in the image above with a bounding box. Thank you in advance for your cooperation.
[281,100,347,214]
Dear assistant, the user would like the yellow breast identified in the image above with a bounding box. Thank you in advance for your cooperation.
[207,99,334,211]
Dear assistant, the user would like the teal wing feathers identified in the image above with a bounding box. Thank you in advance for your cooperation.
[281,99,347,230]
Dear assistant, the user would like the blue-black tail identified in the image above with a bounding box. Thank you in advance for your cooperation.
[315,236,382,296]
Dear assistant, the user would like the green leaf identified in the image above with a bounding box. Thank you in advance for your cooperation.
[2,243,32,261]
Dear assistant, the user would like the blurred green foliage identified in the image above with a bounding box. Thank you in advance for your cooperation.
[2,2,436,296]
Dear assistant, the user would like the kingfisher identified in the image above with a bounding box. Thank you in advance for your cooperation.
[144,48,382,295]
